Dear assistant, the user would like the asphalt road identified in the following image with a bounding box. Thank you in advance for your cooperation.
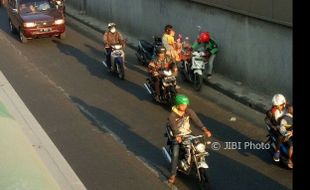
[0,7,292,190]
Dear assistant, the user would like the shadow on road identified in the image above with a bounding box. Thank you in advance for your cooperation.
[53,39,150,101]
[197,112,273,164]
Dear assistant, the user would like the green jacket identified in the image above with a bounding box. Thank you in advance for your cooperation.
[192,39,218,55]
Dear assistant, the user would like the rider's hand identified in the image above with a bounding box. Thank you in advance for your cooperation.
[203,128,212,138]
[287,131,293,137]
[176,136,182,143]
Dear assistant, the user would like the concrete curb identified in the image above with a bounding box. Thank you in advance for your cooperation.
[205,80,268,113]
[65,7,270,114]
[0,71,87,190]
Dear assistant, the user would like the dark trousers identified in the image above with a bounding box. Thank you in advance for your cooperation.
[152,76,161,96]
[105,48,112,69]
[170,142,180,176]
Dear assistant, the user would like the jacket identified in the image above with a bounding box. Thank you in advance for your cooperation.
[103,31,124,48]
[168,106,206,136]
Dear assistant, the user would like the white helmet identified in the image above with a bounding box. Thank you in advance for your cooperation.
[107,22,116,28]
[272,94,286,106]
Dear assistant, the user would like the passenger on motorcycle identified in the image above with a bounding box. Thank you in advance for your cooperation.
[148,46,173,102]
[167,94,212,184]
[278,106,293,168]
[103,23,125,72]
[162,25,180,78]
[268,94,293,165]
[192,32,218,80]
[162,25,180,62]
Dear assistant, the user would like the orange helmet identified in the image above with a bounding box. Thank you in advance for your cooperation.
[198,32,210,43]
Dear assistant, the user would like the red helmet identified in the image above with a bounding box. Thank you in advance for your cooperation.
[198,32,210,43]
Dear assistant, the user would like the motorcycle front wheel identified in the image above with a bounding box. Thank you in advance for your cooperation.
[198,168,211,190]
[194,73,203,91]
[116,59,125,80]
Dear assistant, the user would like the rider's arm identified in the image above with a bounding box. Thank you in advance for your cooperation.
[191,41,199,51]
[103,32,108,46]
[187,108,209,132]
[117,32,125,46]
[168,113,181,137]
[148,62,158,76]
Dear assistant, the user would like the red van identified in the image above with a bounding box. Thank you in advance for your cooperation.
[7,0,66,43]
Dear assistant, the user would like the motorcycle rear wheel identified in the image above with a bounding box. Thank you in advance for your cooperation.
[194,73,203,91]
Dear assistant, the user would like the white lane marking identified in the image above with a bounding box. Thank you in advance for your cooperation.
[101,60,107,67]
[144,83,152,94]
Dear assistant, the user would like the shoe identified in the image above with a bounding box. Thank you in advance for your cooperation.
[176,85,181,89]
[287,160,293,169]
[207,74,212,80]
[155,95,160,102]
[273,151,280,162]
[168,175,176,184]
[107,67,111,73]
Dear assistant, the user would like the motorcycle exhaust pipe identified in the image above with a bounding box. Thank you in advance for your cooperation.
[162,147,172,163]
[144,83,152,94]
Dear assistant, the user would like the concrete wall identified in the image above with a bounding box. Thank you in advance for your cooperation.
[66,0,292,101]
[191,0,292,26]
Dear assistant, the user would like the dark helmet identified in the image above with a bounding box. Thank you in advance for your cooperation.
[156,46,166,54]
[164,24,173,33]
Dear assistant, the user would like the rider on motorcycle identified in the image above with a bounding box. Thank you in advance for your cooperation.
[268,94,293,165]
[103,23,125,72]
[192,32,218,80]
[148,46,173,102]
[167,94,212,184]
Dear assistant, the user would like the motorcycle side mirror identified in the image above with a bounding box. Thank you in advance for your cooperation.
[197,25,202,31]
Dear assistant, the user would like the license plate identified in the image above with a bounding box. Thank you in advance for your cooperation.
[40,28,51,32]
[192,60,205,69]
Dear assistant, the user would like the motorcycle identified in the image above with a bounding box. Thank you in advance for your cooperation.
[102,44,126,80]
[51,0,65,14]
[144,69,177,106]
[162,125,211,189]
[136,36,162,66]
[180,49,208,91]
[264,113,292,168]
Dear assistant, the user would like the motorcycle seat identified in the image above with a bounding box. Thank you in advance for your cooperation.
[140,40,154,54]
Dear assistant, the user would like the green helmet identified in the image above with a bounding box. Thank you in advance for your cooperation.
[175,94,190,106]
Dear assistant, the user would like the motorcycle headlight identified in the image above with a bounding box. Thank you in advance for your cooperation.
[54,19,65,25]
[195,143,206,153]
[23,22,36,27]
[113,45,122,50]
